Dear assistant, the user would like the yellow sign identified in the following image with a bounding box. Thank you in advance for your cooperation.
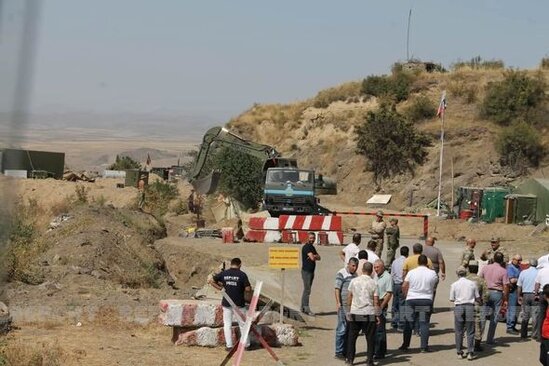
[268,247,300,269]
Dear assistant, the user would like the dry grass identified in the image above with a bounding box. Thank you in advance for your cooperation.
[0,340,67,366]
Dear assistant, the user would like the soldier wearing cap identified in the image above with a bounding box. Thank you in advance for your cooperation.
[461,239,476,268]
[369,210,386,258]
[385,218,400,266]
[466,259,488,352]
[480,237,509,264]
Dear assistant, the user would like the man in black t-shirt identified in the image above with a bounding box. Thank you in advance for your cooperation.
[301,232,321,316]
[209,257,252,350]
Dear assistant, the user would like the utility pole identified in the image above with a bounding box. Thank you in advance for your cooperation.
[436,91,447,217]
[406,8,412,61]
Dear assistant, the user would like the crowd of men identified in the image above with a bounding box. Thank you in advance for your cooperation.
[301,211,547,365]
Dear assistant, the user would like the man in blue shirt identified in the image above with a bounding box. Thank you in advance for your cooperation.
[518,258,539,339]
[507,254,522,334]
[334,258,359,360]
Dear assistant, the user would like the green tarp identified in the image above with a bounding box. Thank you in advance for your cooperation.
[481,187,511,223]
[515,178,549,223]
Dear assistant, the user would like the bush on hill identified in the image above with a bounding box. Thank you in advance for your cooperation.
[403,95,437,122]
[480,70,546,125]
[361,71,413,102]
[452,56,505,70]
[355,103,431,184]
[496,120,544,173]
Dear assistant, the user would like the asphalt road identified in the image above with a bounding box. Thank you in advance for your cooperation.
[263,238,541,366]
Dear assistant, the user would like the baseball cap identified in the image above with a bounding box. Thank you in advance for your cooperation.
[468,260,479,267]
[490,237,500,242]
[376,210,384,217]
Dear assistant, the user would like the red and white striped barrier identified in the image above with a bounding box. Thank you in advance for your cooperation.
[158,300,223,328]
[278,215,342,231]
[245,230,282,243]
[248,217,279,231]
[175,323,299,347]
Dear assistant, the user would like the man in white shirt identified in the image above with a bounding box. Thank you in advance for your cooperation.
[346,261,379,366]
[400,255,438,353]
[391,246,409,330]
[450,266,480,360]
[366,240,380,263]
[535,264,549,341]
[340,233,362,264]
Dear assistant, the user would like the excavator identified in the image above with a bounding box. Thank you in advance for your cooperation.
[188,126,336,216]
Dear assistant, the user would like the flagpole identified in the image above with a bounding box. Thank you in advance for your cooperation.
[436,91,446,217]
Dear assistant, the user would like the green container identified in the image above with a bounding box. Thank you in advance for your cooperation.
[481,187,511,223]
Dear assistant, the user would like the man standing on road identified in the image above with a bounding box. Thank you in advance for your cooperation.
[346,261,379,366]
[402,243,433,279]
[400,255,439,353]
[450,266,480,360]
[366,240,380,264]
[391,246,409,331]
[374,259,392,360]
[385,218,400,266]
[209,258,252,351]
[506,254,523,334]
[518,258,539,339]
[334,258,359,360]
[481,237,509,264]
[301,232,321,316]
[340,233,361,264]
[423,236,446,281]
[466,260,488,352]
[369,211,386,258]
[461,238,477,268]
[480,252,509,345]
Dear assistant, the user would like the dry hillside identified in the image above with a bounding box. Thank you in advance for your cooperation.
[227,67,549,210]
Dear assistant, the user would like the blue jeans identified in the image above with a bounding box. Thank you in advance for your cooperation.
[485,290,503,344]
[335,307,348,355]
[402,299,433,350]
[391,282,405,329]
[506,290,518,330]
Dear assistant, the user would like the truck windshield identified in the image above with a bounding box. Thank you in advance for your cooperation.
[266,170,313,184]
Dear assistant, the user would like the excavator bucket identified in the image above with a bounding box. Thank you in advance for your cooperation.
[191,171,221,195]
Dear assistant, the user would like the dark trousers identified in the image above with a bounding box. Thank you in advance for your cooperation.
[402,299,433,350]
[521,293,540,338]
[538,297,548,340]
[541,337,549,366]
[346,314,376,364]
[301,270,314,311]
[375,309,387,357]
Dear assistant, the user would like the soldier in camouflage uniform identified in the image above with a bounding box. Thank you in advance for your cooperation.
[466,260,489,352]
[461,239,477,268]
[385,218,400,267]
[480,237,509,264]
[369,210,387,258]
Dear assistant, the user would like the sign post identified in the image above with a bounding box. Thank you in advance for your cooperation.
[268,247,299,323]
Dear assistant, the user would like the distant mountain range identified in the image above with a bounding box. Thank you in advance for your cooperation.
[0,111,218,140]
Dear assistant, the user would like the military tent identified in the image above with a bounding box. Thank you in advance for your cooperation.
[514,178,549,223]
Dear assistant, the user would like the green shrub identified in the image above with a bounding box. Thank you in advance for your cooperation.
[355,104,431,183]
[214,146,264,209]
[361,71,413,102]
[108,155,141,170]
[452,56,505,70]
[173,198,189,215]
[404,95,437,122]
[480,70,546,125]
[496,120,544,172]
[145,181,179,219]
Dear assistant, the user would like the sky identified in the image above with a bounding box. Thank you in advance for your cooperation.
[4,0,549,124]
